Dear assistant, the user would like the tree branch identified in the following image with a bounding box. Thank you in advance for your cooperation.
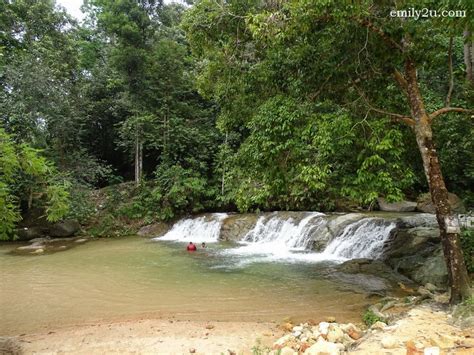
[393,69,408,92]
[356,18,404,52]
[446,36,454,107]
[429,107,474,121]
[352,82,415,127]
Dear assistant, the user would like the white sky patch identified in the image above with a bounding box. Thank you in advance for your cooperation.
[56,0,183,21]
[56,0,85,21]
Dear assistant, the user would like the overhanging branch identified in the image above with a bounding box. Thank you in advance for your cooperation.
[429,107,474,121]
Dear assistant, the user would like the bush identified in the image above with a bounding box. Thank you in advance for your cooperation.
[362,309,384,327]
[460,228,474,274]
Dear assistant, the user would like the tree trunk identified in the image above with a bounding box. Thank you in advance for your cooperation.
[464,30,473,83]
[134,131,143,185]
[404,59,471,303]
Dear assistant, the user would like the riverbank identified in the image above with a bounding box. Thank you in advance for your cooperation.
[2,318,283,355]
[2,300,472,354]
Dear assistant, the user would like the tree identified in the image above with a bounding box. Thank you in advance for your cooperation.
[184,0,472,302]
[0,128,70,240]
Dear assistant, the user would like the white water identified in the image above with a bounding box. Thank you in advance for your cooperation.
[223,213,337,263]
[155,213,228,243]
[323,218,396,259]
[155,212,396,263]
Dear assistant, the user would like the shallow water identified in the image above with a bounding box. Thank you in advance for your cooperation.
[0,237,379,335]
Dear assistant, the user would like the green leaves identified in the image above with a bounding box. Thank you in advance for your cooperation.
[0,128,70,240]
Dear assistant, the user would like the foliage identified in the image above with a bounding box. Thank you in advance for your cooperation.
[0,128,70,240]
[460,228,474,274]
[362,309,384,327]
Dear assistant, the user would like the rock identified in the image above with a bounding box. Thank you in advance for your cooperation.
[424,347,440,355]
[406,340,424,355]
[189,348,196,354]
[412,250,448,287]
[318,322,330,336]
[17,245,44,251]
[49,220,81,238]
[381,335,398,349]
[274,334,294,348]
[429,334,458,349]
[292,325,304,332]
[137,222,170,237]
[279,347,297,355]
[433,293,449,304]
[326,324,344,343]
[74,238,88,243]
[346,328,362,340]
[293,330,302,338]
[417,286,434,297]
[370,321,387,330]
[417,192,465,214]
[219,214,259,241]
[325,316,336,323]
[304,338,342,355]
[424,283,438,292]
[32,248,44,254]
[378,197,417,212]
[16,226,46,241]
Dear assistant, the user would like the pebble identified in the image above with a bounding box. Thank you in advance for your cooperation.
[424,347,440,355]
[32,248,44,254]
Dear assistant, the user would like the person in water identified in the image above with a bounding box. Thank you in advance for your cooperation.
[187,242,197,251]
[201,242,206,248]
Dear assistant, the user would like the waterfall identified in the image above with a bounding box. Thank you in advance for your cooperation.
[242,213,325,250]
[223,213,333,262]
[323,218,395,259]
[154,212,398,263]
[154,213,227,243]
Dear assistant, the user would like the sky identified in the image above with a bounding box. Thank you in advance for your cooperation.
[56,0,85,21]
[56,0,181,21]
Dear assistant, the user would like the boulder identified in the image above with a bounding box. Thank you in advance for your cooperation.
[412,250,448,287]
[219,214,259,241]
[137,222,170,237]
[377,197,417,212]
[49,220,81,238]
[16,226,46,241]
[417,192,465,214]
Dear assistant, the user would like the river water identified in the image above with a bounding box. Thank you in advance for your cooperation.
[0,237,380,335]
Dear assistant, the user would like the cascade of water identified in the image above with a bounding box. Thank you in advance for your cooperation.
[323,218,395,259]
[242,213,326,250]
[154,213,228,243]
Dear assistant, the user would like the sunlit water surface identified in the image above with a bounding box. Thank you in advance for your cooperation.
[1,238,377,335]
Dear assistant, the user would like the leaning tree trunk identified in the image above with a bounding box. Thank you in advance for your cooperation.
[405,60,471,303]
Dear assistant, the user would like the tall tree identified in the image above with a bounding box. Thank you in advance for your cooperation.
[184,0,473,302]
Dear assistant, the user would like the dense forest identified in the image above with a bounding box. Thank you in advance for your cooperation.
[1,1,473,298]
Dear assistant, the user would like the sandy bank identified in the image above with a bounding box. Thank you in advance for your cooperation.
[4,318,283,355]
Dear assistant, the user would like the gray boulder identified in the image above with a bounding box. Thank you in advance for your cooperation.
[49,220,81,237]
[377,197,417,212]
[137,222,170,237]
[417,192,466,214]
[16,226,46,241]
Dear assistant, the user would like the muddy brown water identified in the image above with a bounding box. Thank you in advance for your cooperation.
[0,237,386,335]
